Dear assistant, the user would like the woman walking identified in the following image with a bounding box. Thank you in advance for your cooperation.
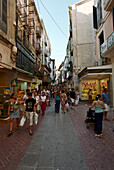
[60,90,67,113]
[55,90,60,113]
[41,92,46,116]
[7,93,20,136]
[34,91,40,114]
[90,94,105,138]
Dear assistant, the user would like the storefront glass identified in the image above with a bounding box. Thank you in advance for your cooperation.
[81,80,98,100]
[100,78,109,94]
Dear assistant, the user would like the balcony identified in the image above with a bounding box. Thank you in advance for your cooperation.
[36,26,41,38]
[101,31,114,58]
[103,0,114,11]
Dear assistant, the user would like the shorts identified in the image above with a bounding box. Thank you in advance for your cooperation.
[26,111,33,126]
[104,104,110,112]
[37,104,40,111]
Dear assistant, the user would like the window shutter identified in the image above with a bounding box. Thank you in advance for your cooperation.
[93,6,98,29]
[2,0,7,25]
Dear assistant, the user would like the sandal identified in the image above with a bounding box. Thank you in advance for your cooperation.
[7,132,13,137]
[29,130,33,135]
[98,134,103,139]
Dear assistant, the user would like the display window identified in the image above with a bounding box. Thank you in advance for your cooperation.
[100,78,109,94]
[81,80,98,100]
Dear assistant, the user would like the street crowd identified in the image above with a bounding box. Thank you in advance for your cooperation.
[7,87,113,140]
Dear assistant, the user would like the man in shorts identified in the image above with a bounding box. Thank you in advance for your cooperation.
[101,88,110,121]
[23,92,36,135]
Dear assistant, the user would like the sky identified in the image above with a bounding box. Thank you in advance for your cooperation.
[35,0,80,69]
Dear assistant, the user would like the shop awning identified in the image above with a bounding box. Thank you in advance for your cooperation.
[80,72,112,80]
[78,65,112,80]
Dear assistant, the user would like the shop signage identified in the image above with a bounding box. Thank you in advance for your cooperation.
[82,82,97,87]
[11,78,18,87]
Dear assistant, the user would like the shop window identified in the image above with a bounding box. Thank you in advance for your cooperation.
[0,0,7,34]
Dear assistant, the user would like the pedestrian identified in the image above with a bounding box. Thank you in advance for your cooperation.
[55,90,61,113]
[60,90,67,113]
[88,89,92,104]
[66,89,71,110]
[70,88,76,106]
[23,92,36,135]
[90,94,105,138]
[101,88,110,121]
[41,91,47,116]
[7,93,20,137]
[23,89,30,101]
[31,89,35,98]
[34,91,40,114]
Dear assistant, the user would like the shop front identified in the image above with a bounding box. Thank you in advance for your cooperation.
[17,72,33,102]
[0,67,17,118]
[79,65,112,100]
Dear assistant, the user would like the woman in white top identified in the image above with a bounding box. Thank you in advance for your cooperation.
[41,92,46,116]
[34,91,40,114]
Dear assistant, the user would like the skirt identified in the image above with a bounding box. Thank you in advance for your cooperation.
[10,108,19,118]
[41,102,46,111]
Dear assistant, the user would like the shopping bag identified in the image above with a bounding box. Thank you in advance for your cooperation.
[65,103,69,109]
[34,113,38,125]
[75,100,79,105]
[19,116,26,126]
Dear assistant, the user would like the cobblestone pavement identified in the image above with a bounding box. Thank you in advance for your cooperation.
[17,103,89,170]
[69,102,114,170]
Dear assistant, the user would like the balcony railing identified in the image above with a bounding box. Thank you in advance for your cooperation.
[103,0,114,11]
[101,31,114,54]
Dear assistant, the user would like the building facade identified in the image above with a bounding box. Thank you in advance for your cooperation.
[98,0,114,106]
[68,0,96,91]
[0,0,17,117]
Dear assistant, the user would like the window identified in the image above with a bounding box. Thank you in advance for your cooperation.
[93,0,102,29]
[0,0,7,34]
[97,0,102,28]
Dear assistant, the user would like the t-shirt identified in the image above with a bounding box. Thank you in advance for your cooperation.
[70,91,75,99]
[101,93,109,105]
[26,98,36,112]
[41,96,46,102]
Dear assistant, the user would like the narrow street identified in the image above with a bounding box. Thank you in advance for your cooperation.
[0,101,113,170]
[17,102,89,170]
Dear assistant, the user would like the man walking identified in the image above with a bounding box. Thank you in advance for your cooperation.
[101,88,110,121]
[23,92,36,135]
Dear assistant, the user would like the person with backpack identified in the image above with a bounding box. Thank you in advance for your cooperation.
[101,88,110,121]
[90,94,105,138]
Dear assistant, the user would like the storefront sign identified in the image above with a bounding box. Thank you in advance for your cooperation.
[11,78,18,87]
[82,82,97,87]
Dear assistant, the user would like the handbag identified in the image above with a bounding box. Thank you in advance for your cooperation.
[20,116,26,126]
